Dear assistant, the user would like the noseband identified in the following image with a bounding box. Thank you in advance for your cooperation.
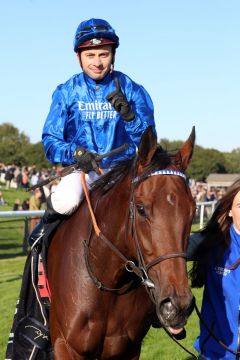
[83,166,189,296]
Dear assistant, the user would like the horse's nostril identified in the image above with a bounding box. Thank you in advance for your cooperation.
[159,298,176,320]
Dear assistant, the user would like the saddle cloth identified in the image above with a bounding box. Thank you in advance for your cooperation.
[5,220,61,360]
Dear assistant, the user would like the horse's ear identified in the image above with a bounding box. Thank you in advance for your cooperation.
[179,126,195,171]
[138,126,158,166]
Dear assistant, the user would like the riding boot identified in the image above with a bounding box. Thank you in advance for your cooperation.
[28,197,63,247]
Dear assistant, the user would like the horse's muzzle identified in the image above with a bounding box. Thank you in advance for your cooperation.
[156,294,195,328]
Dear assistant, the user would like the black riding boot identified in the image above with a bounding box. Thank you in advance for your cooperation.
[28,198,62,247]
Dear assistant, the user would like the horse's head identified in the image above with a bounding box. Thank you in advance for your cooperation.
[131,126,195,329]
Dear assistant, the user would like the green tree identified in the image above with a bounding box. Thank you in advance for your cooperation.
[224,148,240,173]
[159,137,229,181]
[188,146,227,180]
[1,122,239,179]
[159,138,183,151]
[0,122,50,167]
[26,142,51,169]
[0,123,30,165]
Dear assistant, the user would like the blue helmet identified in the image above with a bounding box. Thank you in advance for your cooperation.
[74,18,119,52]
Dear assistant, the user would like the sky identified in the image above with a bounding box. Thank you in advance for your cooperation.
[0,0,239,152]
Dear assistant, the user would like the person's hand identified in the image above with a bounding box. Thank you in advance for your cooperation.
[106,78,135,121]
[74,147,100,174]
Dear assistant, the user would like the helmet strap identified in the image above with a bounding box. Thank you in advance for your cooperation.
[76,52,83,68]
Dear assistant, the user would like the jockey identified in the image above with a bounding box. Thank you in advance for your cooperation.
[29,18,156,245]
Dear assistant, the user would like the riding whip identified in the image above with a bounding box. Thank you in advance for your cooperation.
[27,143,129,192]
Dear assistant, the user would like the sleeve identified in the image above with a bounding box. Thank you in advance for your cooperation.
[124,82,157,147]
[42,85,77,165]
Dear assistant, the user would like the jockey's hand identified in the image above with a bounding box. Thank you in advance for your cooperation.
[74,147,100,174]
[106,78,135,122]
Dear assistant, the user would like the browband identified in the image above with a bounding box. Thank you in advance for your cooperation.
[133,170,186,183]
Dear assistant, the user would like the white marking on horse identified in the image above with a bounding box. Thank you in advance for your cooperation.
[167,194,175,206]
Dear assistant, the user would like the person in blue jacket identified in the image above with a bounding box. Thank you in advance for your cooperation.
[189,179,240,359]
[29,18,156,244]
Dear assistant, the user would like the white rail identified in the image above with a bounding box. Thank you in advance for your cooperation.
[0,201,217,229]
[195,200,217,229]
[0,210,45,217]
[0,210,45,254]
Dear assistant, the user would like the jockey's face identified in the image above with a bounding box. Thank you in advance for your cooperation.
[77,45,113,81]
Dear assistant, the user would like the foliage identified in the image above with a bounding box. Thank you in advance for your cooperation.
[26,142,51,169]
[0,122,50,168]
[188,145,227,181]
[1,122,240,179]
[224,148,240,173]
[160,138,239,181]
[0,123,29,165]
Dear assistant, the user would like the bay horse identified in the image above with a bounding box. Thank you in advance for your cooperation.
[47,126,196,359]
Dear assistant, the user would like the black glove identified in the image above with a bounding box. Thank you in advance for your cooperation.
[106,78,135,121]
[74,147,100,174]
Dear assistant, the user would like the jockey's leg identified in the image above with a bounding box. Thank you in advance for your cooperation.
[28,170,101,246]
[28,196,63,246]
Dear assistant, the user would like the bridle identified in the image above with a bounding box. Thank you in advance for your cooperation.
[83,165,189,296]
[82,164,199,359]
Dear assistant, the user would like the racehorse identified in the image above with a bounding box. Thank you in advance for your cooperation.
[47,126,196,359]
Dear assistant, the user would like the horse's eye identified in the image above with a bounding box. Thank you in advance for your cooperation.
[136,204,146,217]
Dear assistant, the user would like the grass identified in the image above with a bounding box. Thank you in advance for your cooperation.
[0,185,202,359]
[0,257,26,356]
[0,185,30,211]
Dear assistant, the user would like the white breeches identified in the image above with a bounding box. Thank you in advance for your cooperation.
[50,170,101,215]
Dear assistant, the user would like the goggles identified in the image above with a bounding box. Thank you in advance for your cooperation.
[75,25,113,40]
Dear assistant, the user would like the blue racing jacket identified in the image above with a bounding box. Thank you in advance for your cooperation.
[194,224,240,359]
[42,70,155,168]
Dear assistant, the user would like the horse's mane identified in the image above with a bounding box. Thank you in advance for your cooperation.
[91,145,180,193]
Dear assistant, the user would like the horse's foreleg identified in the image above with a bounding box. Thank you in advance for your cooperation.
[127,352,141,360]
[53,337,73,359]
[50,322,82,359]
[53,337,88,360]
[124,347,141,360]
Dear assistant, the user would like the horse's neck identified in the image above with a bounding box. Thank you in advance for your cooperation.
[88,174,133,266]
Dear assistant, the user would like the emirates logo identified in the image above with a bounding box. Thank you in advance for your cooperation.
[91,38,102,45]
